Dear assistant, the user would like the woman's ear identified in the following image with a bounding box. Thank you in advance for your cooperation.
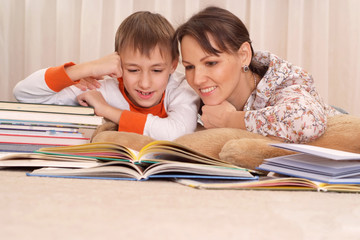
[237,42,252,66]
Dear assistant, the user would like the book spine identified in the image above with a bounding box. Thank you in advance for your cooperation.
[0,101,95,115]
[0,110,104,125]
[0,134,90,145]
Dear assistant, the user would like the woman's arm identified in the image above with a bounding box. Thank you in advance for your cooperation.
[245,85,328,143]
[199,85,328,143]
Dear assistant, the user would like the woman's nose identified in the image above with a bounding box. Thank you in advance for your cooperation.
[193,67,207,86]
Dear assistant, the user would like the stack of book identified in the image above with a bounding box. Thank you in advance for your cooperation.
[0,101,104,153]
[177,143,360,193]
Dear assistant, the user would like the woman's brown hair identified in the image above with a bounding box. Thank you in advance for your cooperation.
[173,6,267,77]
[115,11,178,61]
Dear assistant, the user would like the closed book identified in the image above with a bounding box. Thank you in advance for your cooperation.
[0,122,79,133]
[257,143,360,184]
[0,101,95,115]
[0,133,90,146]
[0,143,67,153]
[0,110,104,126]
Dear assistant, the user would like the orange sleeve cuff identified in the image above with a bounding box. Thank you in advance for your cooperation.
[118,110,147,135]
[45,62,76,92]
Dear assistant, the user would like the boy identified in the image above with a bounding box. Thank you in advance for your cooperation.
[13,11,199,141]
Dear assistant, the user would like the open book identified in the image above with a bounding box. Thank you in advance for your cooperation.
[176,176,360,193]
[23,140,258,181]
[0,152,99,168]
[257,143,360,184]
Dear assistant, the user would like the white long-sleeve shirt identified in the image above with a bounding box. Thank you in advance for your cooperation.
[13,63,200,141]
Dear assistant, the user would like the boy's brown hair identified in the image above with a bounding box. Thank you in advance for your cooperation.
[115,11,177,61]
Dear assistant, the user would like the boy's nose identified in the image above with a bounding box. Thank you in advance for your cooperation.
[138,72,151,89]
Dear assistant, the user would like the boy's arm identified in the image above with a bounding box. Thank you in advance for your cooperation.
[13,53,122,104]
[77,90,123,123]
[65,53,122,81]
[13,65,80,105]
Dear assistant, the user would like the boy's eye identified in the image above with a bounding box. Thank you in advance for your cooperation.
[184,65,194,70]
[153,69,164,73]
[127,69,139,73]
[205,61,217,66]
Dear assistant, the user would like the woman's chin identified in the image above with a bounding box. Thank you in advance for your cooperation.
[201,99,222,106]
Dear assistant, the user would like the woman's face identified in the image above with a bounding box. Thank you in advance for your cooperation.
[180,35,246,108]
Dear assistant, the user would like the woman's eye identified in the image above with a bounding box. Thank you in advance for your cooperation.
[153,69,164,73]
[184,65,194,70]
[127,69,139,73]
[206,61,217,66]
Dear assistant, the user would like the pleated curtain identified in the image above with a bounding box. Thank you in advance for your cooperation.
[1,0,359,115]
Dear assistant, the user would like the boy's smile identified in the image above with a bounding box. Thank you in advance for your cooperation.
[136,90,154,99]
[121,45,177,108]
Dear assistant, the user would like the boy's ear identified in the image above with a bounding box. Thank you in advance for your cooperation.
[170,58,179,73]
[237,42,252,66]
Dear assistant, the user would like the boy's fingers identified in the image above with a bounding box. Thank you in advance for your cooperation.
[87,77,101,88]
[109,71,122,79]
[74,82,87,91]
[77,77,101,90]
[76,94,89,106]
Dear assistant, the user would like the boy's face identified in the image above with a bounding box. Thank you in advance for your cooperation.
[121,45,177,108]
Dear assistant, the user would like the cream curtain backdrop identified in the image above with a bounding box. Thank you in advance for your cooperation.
[1,0,359,115]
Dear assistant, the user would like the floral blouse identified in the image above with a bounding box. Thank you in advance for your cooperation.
[244,51,341,143]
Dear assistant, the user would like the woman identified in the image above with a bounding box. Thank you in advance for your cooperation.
[172,6,341,143]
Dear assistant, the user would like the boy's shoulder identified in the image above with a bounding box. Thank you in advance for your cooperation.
[167,71,187,89]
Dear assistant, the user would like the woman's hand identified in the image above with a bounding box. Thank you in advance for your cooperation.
[201,101,237,128]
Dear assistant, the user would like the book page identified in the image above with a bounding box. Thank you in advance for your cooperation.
[138,140,243,169]
[30,161,144,180]
[143,162,254,179]
[36,142,138,162]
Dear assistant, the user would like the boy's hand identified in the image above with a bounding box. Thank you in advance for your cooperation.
[77,90,108,116]
[77,90,122,123]
[89,52,122,79]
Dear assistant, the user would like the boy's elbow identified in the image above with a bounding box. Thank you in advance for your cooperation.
[145,118,197,141]
[163,122,196,141]
[13,83,23,102]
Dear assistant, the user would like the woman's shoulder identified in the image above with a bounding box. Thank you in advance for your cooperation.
[254,51,289,68]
